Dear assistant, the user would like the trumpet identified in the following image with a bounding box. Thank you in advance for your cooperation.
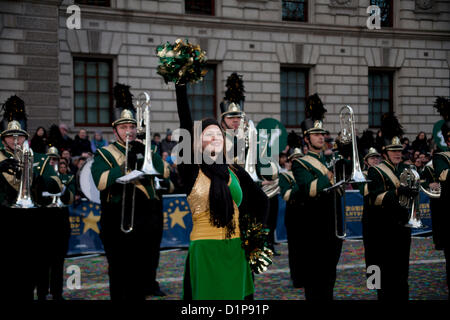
[11,139,36,209]
[399,165,423,229]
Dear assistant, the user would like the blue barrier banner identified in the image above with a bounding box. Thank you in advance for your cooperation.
[275,191,433,241]
[67,192,433,254]
[275,194,287,242]
[67,200,104,255]
[161,194,193,248]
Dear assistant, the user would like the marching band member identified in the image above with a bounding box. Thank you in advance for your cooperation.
[0,116,62,300]
[292,120,343,300]
[279,148,304,288]
[91,85,172,300]
[360,147,381,286]
[365,114,414,300]
[35,147,72,301]
[432,110,450,297]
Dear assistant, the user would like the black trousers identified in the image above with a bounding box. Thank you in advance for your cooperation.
[301,194,343,300]
[100,197,163,301]
[33,207,70,300]
[266,195,279,249]
[1,207,38,301]
[363,210,411,301]
[284,202,304,287]
[444,247,450,300]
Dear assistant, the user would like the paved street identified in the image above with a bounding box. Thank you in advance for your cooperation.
[60,236,448,300]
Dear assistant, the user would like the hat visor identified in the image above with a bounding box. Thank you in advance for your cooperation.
[384,145,404,151]
[288,153,302,160]
[47,154,60,159]
[306,128,327,135]
[364,152,381,161]
[222,111,243,118]
[112,119,137,127]
[1,129,29,138]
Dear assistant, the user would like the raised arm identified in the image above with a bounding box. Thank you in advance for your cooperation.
[175,84,193,136]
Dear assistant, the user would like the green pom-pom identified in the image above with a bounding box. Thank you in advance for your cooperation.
[155,39,208,85]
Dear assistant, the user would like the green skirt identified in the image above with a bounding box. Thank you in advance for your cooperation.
[183,238,254,300]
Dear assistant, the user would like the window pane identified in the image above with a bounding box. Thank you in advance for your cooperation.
[86,62,97,76]
[370,0,392,27]
[75,0,111,6]
[87,78,98,92]
[75,77,84,91]
[74,61,84,76]
[99,109,110,123]
[99,93,110,108]
[280,68,308,128]
[185,0,214,15]
[87,109,98,124]
[187,65,216,121]
[98,62,109,77]
[368,70,393,128]
[75,93,85,108]
[74,58,112,126]
[99,79,109,93]
[75,108,84,123]
[282,0,306,22]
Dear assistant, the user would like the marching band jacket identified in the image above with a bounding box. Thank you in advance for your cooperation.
[432,150,450,247]
[279,170,300,204]
[0,148,62,207]
[367,160,409,224]
[292,151,332,198]
[91,141,172,205]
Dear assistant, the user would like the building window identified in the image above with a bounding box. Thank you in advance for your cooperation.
[282,0,307,22]
[280,68,309,128]
[370,0,393,27]
[73,58,113,127]
[75,0,110,6]
[368,70,393,128]
[187,65,216,121]
[185,0,214,15]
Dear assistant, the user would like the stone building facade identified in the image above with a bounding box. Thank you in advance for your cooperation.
[0,0,449,141]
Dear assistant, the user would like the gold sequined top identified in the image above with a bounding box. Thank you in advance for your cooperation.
[187,169,240,241]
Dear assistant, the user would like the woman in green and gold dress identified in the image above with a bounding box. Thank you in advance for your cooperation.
[175,84,269,300]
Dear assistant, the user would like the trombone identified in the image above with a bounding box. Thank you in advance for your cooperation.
[120,131,136,233]
[325,105,368,239]
[120,92,163,233]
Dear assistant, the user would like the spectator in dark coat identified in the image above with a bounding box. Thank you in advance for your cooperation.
[151,133,162,155]
[411,131,430,153]
[59,124,74,152]
[30,126,48,154]
[160,129,177,155]
[72,129,93,157]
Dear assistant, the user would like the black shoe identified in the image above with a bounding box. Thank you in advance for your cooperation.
[152,289,166,297]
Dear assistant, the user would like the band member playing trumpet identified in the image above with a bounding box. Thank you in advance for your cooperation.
[365,113,415,300]
[0,117,62,300]
[91,85,172,300]
[292,120,343,300]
